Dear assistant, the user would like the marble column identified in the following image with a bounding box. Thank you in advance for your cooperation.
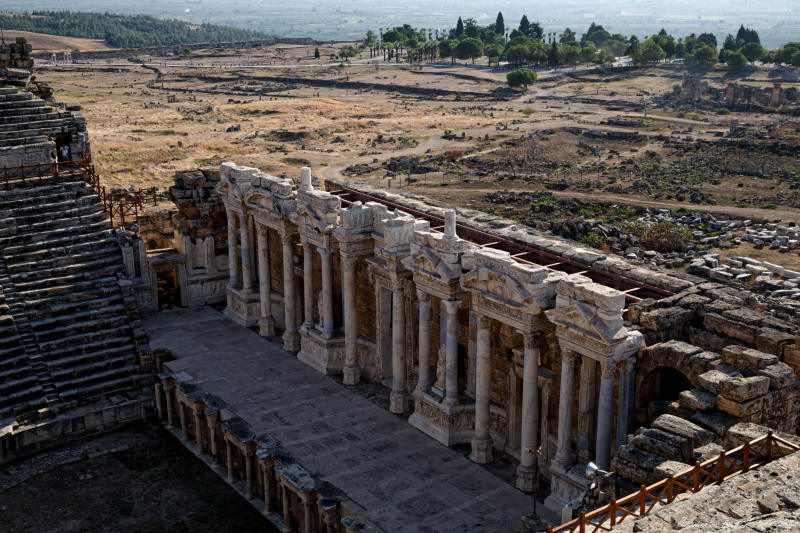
[416,290,432,391]
[517,332,539,491]
[302,241,314,329]
[303,496,313,533]
[256,225,275,336]
[595,360,616,471]
[443,299,461,405]
[262,463,272,512]
[342,255,360,385]
[245,450,254,499]
[154,383,163,420]
[554,350,576,469]
[389,282,408,414]
[577,355,597,463]
[179,402,189,442]
[318,246,334,338]
[470,314,492,463]
[226,209,240,288]
[540,382,552,466]
[226,438,234,483]
[239,213,253,294]
[164,382,175,428]
[193,407,204,454]
[281,485,291,527]
[282,233,299,352]
[616,358,636,450]
[207,416,219,465]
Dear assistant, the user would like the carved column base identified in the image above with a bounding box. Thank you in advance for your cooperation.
[224,287,261,327]
[469,437,493,464]
[343,364,360,385]
[297,327,345,375]
[282,330,300,353]
[408,390,475,446]
[544,462,589,515]
[515,464,535,492]
[389,390,409,414]
[258,316,275,337]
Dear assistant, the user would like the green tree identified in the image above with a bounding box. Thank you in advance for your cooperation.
[485,43,504,65]
[548,42,561,67]
[507,68,537,90]
[506,44,529,66]
[464,18,480,39]
[455,38,483,64]
[740,42,766,62]
[314,47,320,59]
[726,51,748,69]
[562,43,580,66]
[519,15,531,37]
[686,43,718,66]
[456,17,464,37]
[560,28,576,43]
[364,30,377,47]
[494,12,505,36]
[580,42,597,65]
[439,39,456,64]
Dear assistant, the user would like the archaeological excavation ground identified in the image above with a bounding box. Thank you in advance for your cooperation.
[1,35,800,533]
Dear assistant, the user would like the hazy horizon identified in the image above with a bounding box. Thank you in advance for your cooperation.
[3,0,798,48]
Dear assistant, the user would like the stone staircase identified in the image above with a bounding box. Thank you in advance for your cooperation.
[0,175,150,418]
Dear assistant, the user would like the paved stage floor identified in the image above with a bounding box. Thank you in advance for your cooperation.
[144,306,556,532]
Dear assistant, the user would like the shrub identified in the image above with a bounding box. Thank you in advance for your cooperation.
[579,231,606,249]
[715,107,731,115]
[640,221,692,252]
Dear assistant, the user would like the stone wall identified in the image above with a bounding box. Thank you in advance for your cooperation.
[0,37,34,85]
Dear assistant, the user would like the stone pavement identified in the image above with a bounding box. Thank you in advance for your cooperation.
[144,306,555,532]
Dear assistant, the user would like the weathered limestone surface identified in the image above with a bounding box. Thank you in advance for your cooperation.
[145,307,548,532]
[611,451,800,532]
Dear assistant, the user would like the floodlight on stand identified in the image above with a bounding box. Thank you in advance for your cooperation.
[585,461,599,478]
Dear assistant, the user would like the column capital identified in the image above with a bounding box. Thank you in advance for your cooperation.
[521,331,538,351]
[416,288,430,303]
[561,349,576,364]
[622,357,636,372]
[317,246,332,259]
[341,254,358,269]
[600,359,616,378]
[280,232,296,245]
[255,222,268,238]
[476,313,491,330]
[442,298,461,315]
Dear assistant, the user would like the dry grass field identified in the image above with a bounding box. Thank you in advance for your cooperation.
[34,42,800,234]
[4,30,111,51]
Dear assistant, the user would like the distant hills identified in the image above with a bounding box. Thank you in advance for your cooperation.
[0,11,270,49]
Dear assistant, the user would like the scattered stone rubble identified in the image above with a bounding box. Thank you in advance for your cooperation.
[613,339,800,488]
[612,448,800,532]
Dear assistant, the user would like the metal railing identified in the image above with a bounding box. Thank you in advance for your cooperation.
[1,159,85,189]
[548,431,800,533]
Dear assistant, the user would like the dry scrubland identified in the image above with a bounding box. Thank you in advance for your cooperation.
[36,42,800,236]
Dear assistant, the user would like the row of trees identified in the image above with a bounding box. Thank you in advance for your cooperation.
[363,15,800,70]
[0,11,268,48]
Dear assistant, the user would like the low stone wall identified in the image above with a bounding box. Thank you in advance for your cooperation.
[158,372,382,533]
[0,394,154,466]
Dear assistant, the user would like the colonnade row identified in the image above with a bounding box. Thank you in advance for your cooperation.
[216,164,643,509]
[156,378,374,533]
[225,208,342,355]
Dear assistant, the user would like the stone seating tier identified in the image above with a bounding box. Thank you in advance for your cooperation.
[0,178,149,417]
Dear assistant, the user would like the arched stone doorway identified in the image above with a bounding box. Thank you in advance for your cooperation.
[635,366,693,427]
